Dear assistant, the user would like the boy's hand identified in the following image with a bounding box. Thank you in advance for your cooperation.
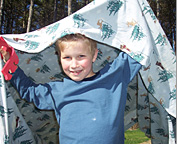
[0,45,19,80]
[0,46,11,63]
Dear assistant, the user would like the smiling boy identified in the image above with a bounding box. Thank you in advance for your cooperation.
[0,33,142,143]
[56,34,98,81]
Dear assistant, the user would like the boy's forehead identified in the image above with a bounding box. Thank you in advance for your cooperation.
[60,40,89,49]
[57,35,95,55]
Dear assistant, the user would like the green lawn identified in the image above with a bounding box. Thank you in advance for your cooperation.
[125,129,150,144]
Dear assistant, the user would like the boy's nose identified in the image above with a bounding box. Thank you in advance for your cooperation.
[71,59,79,68]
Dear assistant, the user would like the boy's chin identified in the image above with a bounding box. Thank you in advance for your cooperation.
[68,75,84,81]
[71,76,84,81]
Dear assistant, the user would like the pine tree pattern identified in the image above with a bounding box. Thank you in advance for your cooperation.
[0,105,5,117]
[21,102,30,108]
[129,52,144,62]
[73,14,87,28]
[30,54,43,62]
[130,24,146,41]
[142,3,157,21]
[96,49,103,60]
[148,81,155,95]
[53,72,66,80]
[49,127,57,133]
[27,121,33,127]
[20,140,33,144]
[36,125,47,133]
[127,93,132,101]
[137,104,146,110]
[144,128,151,136]
[4,135,9,144]
[24,34,39,39]
[97,19,115,40]
[171,51,176,64]
[60,30,74,38]
[36,63,51,73]
[37,114,50,121]
[170,131,175,139]
[125,105,130,112]
[15,99,22,105]
[13,126,27,141]
[46,23,60,35]
[25,41,40,50]
[7,108,13,116]
[114,49,120,55]
[155,33,167,46]
[150,106,159,115]
[107,0,123,16]
[157,70,173,83]
[169,88,176,100]
[32,107,41,114]
[156,128,167,137]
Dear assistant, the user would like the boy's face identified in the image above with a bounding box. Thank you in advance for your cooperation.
[59,40,98,81]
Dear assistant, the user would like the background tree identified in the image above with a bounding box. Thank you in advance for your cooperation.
[156,0,160,19]
[53,0,58,22]
[27,0,34,32]
[68,0,72,15]
[0,0,3,34]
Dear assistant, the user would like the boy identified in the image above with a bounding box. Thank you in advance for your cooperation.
[0,33,142,144]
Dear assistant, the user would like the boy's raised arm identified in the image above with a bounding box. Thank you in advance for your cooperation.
[1,46,55,110]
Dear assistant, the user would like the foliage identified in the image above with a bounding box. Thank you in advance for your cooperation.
[125,129,151,144]
[0,0,93,34]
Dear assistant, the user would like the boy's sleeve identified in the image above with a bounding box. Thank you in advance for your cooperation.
[126,53,142,82]
[10,67,55,110]
[113,52,142,84]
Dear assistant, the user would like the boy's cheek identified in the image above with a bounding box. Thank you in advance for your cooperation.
[81,60,92,68]
[61,61,69,70]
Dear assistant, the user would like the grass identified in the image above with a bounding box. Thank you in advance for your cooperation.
[125,128,150,144]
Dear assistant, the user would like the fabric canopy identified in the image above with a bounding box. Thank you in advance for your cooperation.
[0,0,176,143]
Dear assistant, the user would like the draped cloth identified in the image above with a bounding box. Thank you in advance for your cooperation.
[0,0,176,143]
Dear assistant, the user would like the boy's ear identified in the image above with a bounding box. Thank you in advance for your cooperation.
[92,48,98,62]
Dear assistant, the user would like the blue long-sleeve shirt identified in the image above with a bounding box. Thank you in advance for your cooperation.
[10,52,142,144]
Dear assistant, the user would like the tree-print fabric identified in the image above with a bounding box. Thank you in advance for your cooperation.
[0,0,176,143]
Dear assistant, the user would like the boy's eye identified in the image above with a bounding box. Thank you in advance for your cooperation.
[63,56,70,59]
[79,55,85,58]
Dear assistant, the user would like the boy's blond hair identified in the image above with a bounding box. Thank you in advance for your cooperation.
[55,33,97,57]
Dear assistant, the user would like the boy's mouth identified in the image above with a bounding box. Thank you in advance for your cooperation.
[70,70,82,75]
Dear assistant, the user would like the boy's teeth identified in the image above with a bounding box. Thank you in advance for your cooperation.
[74,70,80,73]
